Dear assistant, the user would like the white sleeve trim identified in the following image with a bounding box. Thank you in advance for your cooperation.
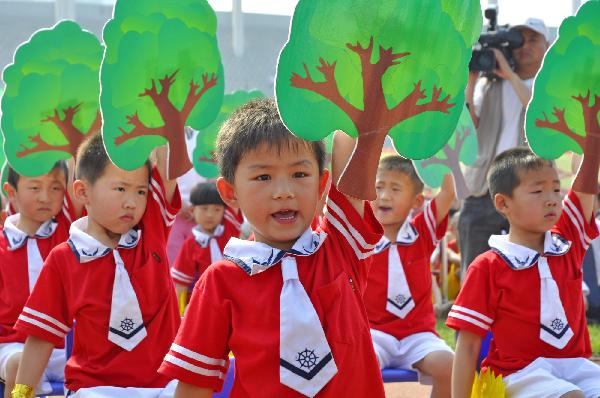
[151,178,177,218]
[17,315,66,338]
[171,269,195,284]
[164,354,226,379]
[170,344,228,367]
[448,311,490,331]
[22,307,70,332]
[451,305,493,324]
[563,198,592,249]
[62,196,72,224]
[151,190,176,227]
[325,213,372,260]
[424,201,438,246]
[326,199,376,251]
[224,210,242,230]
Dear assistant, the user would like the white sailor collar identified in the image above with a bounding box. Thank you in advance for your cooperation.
[3,214,58,251]
[67,217,141,263]
[192,224,224,248]
[488,232,571,270]
[373,217,419,254]
[223,228,327,276]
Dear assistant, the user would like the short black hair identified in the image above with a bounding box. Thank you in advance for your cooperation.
[488,147,553,198]
[216,98,326,182]
[7,161,68,190]
[190,182,225,206]
[378,155,424,193]
[76,133,151,185]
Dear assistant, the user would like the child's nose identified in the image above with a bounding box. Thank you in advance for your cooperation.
[272,181,294,199]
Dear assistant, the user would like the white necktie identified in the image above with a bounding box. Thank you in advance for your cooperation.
[26,238,44,292]
[108,250,147,351]
[538,257,574,349]
[209,237,222,264]
[279,256,337,397]
[386,245,415,318]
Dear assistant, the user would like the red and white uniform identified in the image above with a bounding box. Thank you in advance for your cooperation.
[0,195,75,344]
[447,190,599,377]
[364,200,447,340]
[15,169,181,392]
[170,207,243,286]
[158,186,386,397]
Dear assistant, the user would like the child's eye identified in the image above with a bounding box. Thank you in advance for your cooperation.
[138,190,147,196]
[116,187,125,192]
[256,175,270,181]
[531,190,542,194]
[293,172,308,178]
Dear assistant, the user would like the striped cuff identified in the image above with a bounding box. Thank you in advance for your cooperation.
[447,305,493,335]
[163,343,228,380]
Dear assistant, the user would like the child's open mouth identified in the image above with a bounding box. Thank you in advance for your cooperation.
[272,210,298,224]
[378,206,392,213]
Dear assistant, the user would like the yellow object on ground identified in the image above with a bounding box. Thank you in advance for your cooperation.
[470,368,505,398]
[11,384,34,398]
[179,290,189,316]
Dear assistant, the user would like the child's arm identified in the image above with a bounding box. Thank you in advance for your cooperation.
[452,330,482,398]
[433,173,456,226]
[13,336,54,395]
[155,144,181,205]
[571,151,600,222]
[174,381,213,398]
[331,131,364,217]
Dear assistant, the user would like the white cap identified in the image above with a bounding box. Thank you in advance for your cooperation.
[513,18,549,42]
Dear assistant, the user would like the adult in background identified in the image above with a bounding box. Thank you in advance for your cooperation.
[459,18,550,272]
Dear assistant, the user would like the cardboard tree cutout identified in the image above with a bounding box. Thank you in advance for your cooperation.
[194,90,264,179]
[526,1,600,171]
[276,0,481,199]
[1,21,103,177]
[415,105,477,199]
[101,0,224,180]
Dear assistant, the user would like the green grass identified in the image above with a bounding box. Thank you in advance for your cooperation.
[436,319,600,356]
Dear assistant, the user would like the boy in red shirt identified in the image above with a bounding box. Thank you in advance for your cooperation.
[158,99,386,397]
[12,134,182,398]
[0,162,77,398]
[363,156,455,397]
[448,147,600,398]
[171,181,242,301]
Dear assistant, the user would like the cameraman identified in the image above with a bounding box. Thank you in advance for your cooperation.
[459,18,550,272]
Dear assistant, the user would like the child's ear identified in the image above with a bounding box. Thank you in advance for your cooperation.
[3,182,16,201]
[413,192,425,209]
[494,193,509,216]
[216,177,238,208]
[72,179,90,204]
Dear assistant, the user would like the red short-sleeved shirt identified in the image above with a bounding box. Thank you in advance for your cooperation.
[446,190,599,376]
[0,195,75,344]
[158,186,386,398]
[364,200,447,340]
[14,169,182,391]
[170,207,243,286]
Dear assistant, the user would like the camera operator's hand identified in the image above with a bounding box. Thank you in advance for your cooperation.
[492,48,532,107]
[491,48,516,81]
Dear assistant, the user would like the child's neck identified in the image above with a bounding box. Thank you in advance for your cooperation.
[85,217,122,249]
[507,228,546,253]
[16,214,45,237]
[383,219,406,242]
[201,225,217,235]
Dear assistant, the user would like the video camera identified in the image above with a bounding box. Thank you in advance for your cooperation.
[469,6,524,79]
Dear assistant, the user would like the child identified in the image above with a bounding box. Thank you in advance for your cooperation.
[0,162,77,398]
[363,156,455,397]
[448,147,600,398]
[11,134,182,398]
[158,98,386,397]
[171,181,243,300]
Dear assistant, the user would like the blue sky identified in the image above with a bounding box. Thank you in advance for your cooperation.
[207,0,586,28]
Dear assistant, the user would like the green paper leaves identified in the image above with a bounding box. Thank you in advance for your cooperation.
[414,105,477,199]
[1,21,103,177]
[193,90,264,179]
[275,0,481,160]
[526,0,600,159]
[101,0,224,179]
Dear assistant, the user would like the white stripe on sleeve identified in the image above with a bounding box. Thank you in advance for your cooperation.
[326,200,376,252]
[164,354,225,379]
[22,307,70,332]
[448,311,491,331]
[170,344,228,367]
[17,315,67,338]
